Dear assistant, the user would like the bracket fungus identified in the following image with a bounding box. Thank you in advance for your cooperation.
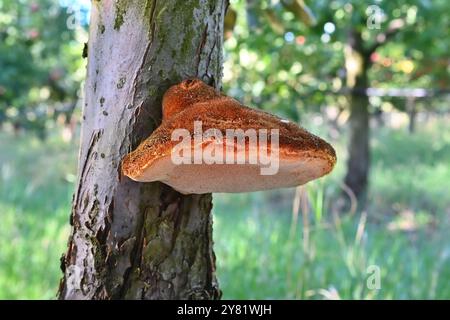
[122,79,336,194]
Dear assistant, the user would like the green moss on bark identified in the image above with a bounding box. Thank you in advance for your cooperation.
[114,0,127,30]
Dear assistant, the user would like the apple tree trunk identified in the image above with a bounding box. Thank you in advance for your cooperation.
[58,0,227,300]
[343,29,370,206]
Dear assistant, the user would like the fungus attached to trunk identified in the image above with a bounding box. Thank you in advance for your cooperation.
[122,79,336,194]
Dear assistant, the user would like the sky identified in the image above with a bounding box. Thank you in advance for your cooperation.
[60,0,91,24]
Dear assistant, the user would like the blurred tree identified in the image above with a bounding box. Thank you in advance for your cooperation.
[58,0,226,300]
[222,0,449,205]
[313,0,449,204]
[0,0,85,136]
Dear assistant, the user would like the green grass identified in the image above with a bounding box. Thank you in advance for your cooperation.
[0,132,75,299]
[0,119,449,299]
[214,193,450,299]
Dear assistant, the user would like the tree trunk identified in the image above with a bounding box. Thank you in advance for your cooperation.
[343,30,370,206]
[58,0,226,300]
[407,96,416,134]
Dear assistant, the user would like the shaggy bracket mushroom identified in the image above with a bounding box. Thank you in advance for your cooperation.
[122,79,336,194]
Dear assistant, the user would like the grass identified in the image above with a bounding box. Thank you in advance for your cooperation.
[0,118,449,299]
[0,132,74,299]
[214,194,450,299]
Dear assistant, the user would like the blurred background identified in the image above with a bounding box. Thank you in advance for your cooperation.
[0,0,449,299]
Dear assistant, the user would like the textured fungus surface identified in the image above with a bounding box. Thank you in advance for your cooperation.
[122,79,336,194]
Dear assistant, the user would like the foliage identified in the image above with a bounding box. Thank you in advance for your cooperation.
[223,0,450,118]
[0,0,87,134]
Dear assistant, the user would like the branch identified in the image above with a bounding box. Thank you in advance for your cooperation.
[367,18,406,55]
[263,9,285,34]
[280,0,317,27]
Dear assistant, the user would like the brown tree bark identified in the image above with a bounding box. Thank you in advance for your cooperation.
[407,96,416,134]
[343,29,370,205]
[342,20,406,206]
[58,0,227,300]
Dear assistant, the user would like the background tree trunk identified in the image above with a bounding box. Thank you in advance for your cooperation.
[343,29,370,206]
[58,0,227,300]
[407,96,417,134]
[344,77,370,205]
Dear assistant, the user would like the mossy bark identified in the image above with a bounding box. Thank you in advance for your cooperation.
[58,0,227,300]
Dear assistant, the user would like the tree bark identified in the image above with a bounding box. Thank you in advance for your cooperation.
[58,0,226,300]
[406,96,416,134]
[343,29,370,206]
